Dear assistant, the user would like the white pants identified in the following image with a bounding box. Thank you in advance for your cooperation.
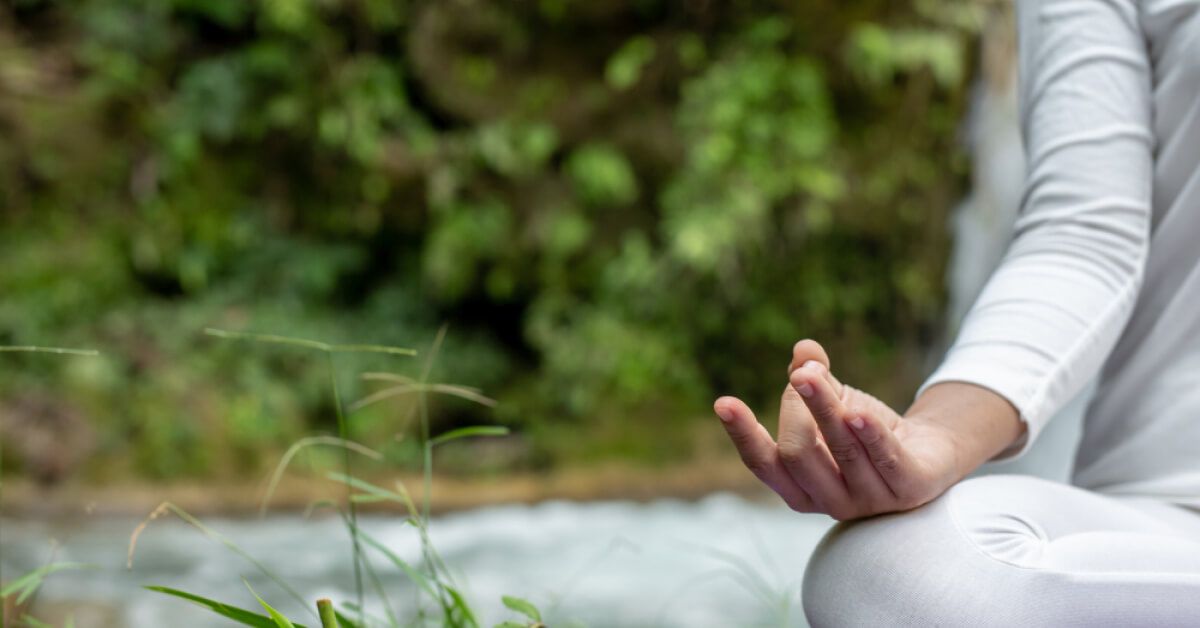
[802,475,1200,627]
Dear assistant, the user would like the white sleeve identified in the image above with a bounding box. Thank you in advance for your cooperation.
[919,0,1154,458]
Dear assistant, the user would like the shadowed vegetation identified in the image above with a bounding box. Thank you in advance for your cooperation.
[0,0,989,483]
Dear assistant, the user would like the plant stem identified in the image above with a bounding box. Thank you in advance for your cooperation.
[204,328,415,356]
[328,354,365,625]
[316,598,337,628]
[0,346,99,356]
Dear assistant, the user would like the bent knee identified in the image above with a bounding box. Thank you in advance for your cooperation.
[802,501,958,627]
[802,476,1049,627]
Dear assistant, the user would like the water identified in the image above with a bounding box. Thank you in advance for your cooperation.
[2,494,835,627]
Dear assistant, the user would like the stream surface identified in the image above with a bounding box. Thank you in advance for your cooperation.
[2,493,835,627]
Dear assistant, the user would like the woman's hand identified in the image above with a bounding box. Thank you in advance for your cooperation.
[714,340,1023,521]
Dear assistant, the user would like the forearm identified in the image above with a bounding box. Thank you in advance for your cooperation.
[905,382,1024,481]
[916,0,1152,460]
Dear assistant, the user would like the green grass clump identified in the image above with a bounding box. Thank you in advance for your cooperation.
[126,328,542,628]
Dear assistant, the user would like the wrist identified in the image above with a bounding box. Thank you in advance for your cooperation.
[901,409,974,484]
[904,382,1025,479]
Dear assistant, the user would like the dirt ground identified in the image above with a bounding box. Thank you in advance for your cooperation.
[0,458,775,519]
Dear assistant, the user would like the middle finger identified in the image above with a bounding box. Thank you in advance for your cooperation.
[790,361,892,507]
[775,384,851,513]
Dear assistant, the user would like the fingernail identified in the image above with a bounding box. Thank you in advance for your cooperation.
[715,408,733,423]
[849,416,866,430]
[795,382,814,397]
[803,360,823,373]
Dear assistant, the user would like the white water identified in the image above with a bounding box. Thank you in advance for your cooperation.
[2,494,833,627]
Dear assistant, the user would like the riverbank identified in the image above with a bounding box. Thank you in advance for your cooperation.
[0,457,773,519]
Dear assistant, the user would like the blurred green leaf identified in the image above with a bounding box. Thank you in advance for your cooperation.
[606,36,656,90]
[501,595,542,622]
[2,563,94,604]
[565,143,639,206]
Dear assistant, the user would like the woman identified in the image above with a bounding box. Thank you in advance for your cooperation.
[714,1,1200,625]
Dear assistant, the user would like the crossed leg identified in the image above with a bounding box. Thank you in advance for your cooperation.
[803,475,1200,627]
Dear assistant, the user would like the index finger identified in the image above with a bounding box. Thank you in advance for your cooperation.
[714,396,815,512]
[789,363,891,505]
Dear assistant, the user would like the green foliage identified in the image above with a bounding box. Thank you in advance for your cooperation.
[664,18,839,269]
[1,563,94,606]
[145,586,285,628]
[847,24,967,87]
[565,143,640,207]
[248,580,299,628]
[317,599,339,628]
[0,0,979,479]
[136,330,517,627]
[500,596,543,624]
[606,36,656,91]
[430,426,510,447]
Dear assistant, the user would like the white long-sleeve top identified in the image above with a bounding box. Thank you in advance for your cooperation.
[920,0,1200,507]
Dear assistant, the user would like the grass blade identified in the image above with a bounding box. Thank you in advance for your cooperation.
[351,382,495,412]
[144,586,285,628]
[129,502,315,620]
[326,472,408,507]
[333,609,360,628]
[424,383,497,407]
[429,426,509,448]
[0,346,98,356]
[204,328,417,356]
[501,595,542,622]
[1,563,94,604]
[350,525,439,600]
[245,579,297,628]
[259,436,382,518]
[444,585,479,628]
[359,372,417,384]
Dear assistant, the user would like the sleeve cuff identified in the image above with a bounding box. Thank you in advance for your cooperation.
[916,346,1048,461]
